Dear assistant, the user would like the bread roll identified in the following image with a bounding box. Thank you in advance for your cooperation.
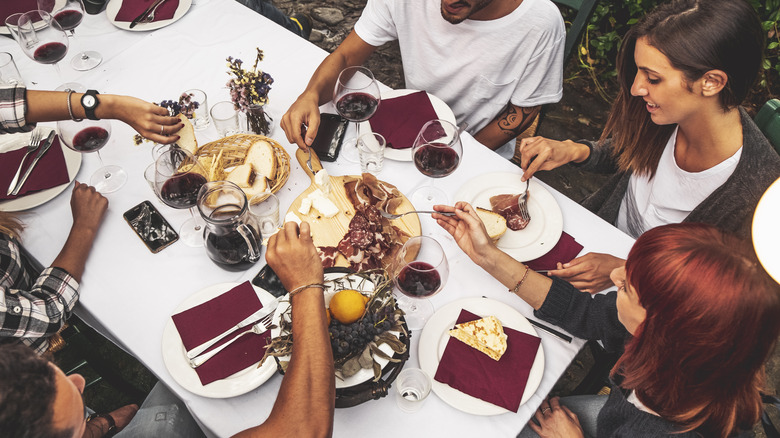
[176,114,198,155]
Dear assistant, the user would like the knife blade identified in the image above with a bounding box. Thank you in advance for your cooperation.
[129,0,166,29]
[185,297,280,359]
[11,131,56,197]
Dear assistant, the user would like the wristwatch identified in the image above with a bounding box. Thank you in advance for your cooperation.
[80,89,100,120]
[86,413,117,437]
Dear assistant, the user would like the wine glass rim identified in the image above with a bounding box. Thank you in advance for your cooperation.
[154,147,203,177]
[336,66,377,90]
[401,235,446,269]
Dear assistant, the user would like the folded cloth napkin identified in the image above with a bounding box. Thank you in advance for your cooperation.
[114,0,179,23]
[171,281,270,386]
[0,0,38,22]
[525,232,584,271]
[434,309,541,412]
[0,137,69,201]
[368,91,438,150]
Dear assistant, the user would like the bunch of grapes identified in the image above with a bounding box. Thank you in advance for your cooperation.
[329,305,396,358]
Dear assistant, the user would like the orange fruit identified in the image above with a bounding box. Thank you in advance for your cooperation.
[329,289,367,324]
[326,308,332,326]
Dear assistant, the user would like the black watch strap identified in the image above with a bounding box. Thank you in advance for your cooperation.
[87,412,117,436]
[81,89,100,121]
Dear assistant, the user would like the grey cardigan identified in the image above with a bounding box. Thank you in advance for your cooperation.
[573,107,780,238]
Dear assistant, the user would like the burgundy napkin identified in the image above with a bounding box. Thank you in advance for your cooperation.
[0,0,38,23]
[434,309,541,412]
[369,91,438,150]
[171,281,270,386]
[0,137,69,201]
[114,0,179,23]
[525,232,583,271]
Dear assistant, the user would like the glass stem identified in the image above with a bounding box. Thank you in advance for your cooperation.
[95,150,111,179]
[189,207,201,231]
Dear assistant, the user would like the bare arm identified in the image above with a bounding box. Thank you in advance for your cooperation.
[25,91,183,144]
[473,103,541,151]
[281,30,377,151]
[234,222,334,438]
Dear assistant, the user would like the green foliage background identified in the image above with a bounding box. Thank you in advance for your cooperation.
[562,0,779,109]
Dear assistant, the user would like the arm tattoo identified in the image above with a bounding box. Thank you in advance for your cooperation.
[497,104,540,139]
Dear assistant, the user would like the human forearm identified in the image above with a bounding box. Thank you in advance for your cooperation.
[473,104,541,150]
[475,246,552,310]
[51,225,98,283]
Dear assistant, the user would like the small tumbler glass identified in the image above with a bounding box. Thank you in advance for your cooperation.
[184,88,209,130]
[249,192,280,237]
[0,52,23,85]
[210,101,239,137]
[357,132,385,175]
[395,367,432,413]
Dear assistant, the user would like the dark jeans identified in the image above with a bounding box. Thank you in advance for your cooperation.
[234,0,302,36]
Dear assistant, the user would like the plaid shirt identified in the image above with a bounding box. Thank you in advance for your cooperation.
[0,83,33,134]
[0,234,79,354]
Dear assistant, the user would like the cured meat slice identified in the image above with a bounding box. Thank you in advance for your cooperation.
[489,194,530,231]
[318,246,339,268]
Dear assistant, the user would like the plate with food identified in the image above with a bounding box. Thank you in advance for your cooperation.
[418,297,545,415]
[106,0,192,32]
[0,128,82,212]
[161,282,279,398]
[357,89,456,162]
[285,149,421,271]
[267,268,409,406]
[454,172,562,262]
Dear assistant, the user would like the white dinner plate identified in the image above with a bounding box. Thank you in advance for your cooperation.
[358,89,456,162]
[418,297,545,415]
[0,128,82,212]
[454,172,563,261]
[161,282,278,398]
[106,0,192,31]
[270,271,399,389]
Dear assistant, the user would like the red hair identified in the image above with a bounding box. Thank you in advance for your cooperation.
[616,223,780,436]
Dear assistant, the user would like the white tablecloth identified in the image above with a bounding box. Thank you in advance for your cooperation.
[0,1,635,436]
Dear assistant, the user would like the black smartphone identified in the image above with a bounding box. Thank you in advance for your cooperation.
[123,201,179,253]
[252,264,288,298]
[309,113,348,162]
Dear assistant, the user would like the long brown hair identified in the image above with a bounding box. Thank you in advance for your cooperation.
[601,0,765,177]
[615,223,780,436]
[0,212,23,240]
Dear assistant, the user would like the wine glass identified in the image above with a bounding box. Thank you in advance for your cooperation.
[410,119,463,208]
[154,147,208,247]
[392,235,449,330]
[6,10,69,79]
[333,66,381,163]
[38,0,102,71]
[57,118,128,193]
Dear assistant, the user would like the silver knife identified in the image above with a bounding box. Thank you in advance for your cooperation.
[185,297,279,359]
[11,131,56,197]
[129,0,166,29]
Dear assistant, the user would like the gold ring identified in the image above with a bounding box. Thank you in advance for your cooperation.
[542,408,551,414]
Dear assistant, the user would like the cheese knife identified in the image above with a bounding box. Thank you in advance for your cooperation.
[11,131,56,197]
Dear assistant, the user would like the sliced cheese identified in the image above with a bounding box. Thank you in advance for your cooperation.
[298,197,312,215]
[305,188,339,218]
[449,316,508,361]
[314,169,331,195]
[284,211,302,225]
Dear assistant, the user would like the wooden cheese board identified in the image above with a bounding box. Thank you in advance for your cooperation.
[287,149,421,268]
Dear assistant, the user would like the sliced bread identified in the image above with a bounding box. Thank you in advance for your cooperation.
[176,114,198,155]
[245,140,276,180]
[226,163,268,200]
[476,207,507,243]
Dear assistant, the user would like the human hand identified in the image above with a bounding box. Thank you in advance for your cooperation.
[265,222,324,291]
[433,202,495,263]
[516,137,590,181]
[529,397,585,438]
[101,95,182,144]
[70,182,108,234]
[106,404,139,431]
[280,94,321,151]
[547,252,625,293]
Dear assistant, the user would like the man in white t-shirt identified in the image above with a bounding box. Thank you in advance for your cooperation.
[280,0,565,159]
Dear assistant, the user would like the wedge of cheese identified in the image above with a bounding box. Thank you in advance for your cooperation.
[449,316,508,361]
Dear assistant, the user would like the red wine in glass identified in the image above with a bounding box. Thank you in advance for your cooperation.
[72,126,109,152]
[413,143,461,177]
[160,173,207,210]
[37,0,101,71]
[53,9,83,30]
[336,92,379,122]
[397,261,442,298]
[33,41,68,63]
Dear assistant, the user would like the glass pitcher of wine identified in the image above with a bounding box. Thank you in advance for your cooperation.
[197,181,262,271]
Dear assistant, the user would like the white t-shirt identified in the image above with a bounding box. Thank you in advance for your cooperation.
[617,127,743,238]
[354,0,565,158]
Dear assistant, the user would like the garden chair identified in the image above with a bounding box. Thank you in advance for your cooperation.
[755,99,780,154]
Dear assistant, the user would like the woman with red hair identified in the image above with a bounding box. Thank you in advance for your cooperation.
[434,202,780,437]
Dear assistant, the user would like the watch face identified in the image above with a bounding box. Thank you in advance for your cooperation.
[83,95,96,107]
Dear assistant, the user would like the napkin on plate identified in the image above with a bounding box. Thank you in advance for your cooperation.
[114,0,179,23]
[525,232,584,271]
[0,0,38,22]
[0,137,70,201]
[171,281,271,386]
[434,309,541,412]
[368,91,438,150]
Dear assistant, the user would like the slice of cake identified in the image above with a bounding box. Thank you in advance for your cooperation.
[449,315,508,361]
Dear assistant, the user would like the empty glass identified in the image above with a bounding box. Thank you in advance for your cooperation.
[183,89,209,130]
[249,192,280,237]
[357,132,385,175]
[0,53,23,85]
[395,368,432,413]
[210,101,239,137]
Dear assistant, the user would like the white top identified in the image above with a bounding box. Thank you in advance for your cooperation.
[617,127,742,238]
[354,0,565,158]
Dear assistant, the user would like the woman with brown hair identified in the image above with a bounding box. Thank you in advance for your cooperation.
[434,202,780,437]
[516,0,780,293]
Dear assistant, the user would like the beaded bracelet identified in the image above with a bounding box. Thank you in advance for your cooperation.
[510,264,530,295]
[66,90,83,122]
[288,283,326,297]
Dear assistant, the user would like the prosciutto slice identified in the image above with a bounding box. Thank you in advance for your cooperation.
[490,194,530,231]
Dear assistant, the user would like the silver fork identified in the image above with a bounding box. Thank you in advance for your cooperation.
[379,210,456,220]
[517,179,530,222]
[6,129,43,196]
[140,0,167,23]
[188,312,275,368]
